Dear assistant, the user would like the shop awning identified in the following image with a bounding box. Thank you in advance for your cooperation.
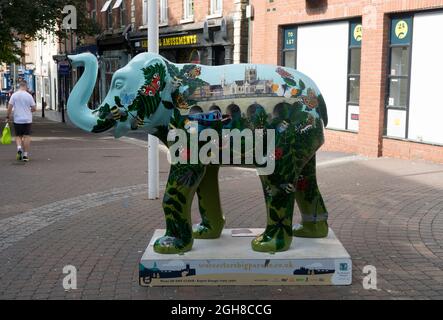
[101,0,112,12]
[112,0,123,9]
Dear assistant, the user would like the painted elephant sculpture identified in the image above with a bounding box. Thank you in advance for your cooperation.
[67,52,329,254]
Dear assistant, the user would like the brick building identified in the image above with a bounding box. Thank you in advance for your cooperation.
[250,0,443,163]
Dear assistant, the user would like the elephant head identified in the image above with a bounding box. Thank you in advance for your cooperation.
[67,52,173,138]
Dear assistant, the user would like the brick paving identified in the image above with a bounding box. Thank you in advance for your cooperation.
[0,113,442,299]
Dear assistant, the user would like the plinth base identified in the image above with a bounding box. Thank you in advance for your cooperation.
[139,228,351,286]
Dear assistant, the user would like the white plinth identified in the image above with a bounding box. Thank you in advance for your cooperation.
[139,228,352,286]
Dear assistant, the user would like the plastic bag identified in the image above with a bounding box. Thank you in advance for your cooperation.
[1,123,12,145]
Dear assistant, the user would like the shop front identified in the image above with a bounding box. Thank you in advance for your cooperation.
[130,19,233,66]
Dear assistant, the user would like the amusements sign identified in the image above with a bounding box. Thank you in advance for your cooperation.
[141,34,199,49]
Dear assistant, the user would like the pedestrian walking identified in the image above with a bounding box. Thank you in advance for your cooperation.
[5,80,36,162]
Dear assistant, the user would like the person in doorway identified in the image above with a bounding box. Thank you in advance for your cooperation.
[5,80,36,162]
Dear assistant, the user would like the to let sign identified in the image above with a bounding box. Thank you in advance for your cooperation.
[284,28,296,50]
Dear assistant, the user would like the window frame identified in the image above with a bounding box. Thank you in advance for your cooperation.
[345,20,362,131]
[280,26,297,69]
[384,16,414,138]
[160,0,168,25]
[210,0,223,16]
[90,0,97,21]
[142,0,148,26]
[183,0,194,20]
[107,6,113,29]
[120,0,126,27]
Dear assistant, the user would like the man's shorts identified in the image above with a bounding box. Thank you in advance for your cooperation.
[13,123,32,136]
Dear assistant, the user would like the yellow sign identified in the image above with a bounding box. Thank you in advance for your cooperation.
[353,24,362,42]
[141,35,198,48]
[395,20,408,40]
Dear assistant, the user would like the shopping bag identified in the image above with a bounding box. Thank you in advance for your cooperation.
[1,123,12,145]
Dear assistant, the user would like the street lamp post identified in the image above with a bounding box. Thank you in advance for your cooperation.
[147,0,160,199]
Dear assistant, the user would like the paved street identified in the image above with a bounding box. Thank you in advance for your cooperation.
[0,112,442,300]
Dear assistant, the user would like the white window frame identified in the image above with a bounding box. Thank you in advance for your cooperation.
[181,0,194,23]
[208,0,222,18]
[160,0,168,26]
[142,0,148,27]
[119,0,126,27]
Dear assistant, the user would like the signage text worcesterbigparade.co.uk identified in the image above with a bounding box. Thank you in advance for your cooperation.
[141,34,198,48]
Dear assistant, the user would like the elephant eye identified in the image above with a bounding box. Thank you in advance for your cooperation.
[115,80,124,89]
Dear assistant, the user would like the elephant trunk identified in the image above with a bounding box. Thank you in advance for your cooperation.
[67,53,103,132]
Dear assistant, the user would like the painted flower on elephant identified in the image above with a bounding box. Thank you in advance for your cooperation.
[296,176,309,192]
[274,147,284,160]
[143,73,161,96]
[302,88,319,109]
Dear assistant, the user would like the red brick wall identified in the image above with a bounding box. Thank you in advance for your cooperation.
[383,138,443,163]
[321,130,359,154]
[250,0,443,163]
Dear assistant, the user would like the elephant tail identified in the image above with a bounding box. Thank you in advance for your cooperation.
[317,94,328,127]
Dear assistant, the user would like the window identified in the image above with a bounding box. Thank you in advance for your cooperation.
[107,7,113,29]
[183,0,194,20]
[119,0,126,27]
[346,21,362,131]
[384,17,413,138]
[160,0,168,25]
[90,0,97,21]
[281,27,296,69]
[142,0,148,26]
[210,0,222,15]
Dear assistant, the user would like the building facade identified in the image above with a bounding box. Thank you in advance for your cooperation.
[250,0,443,163]
[91,0,249,100]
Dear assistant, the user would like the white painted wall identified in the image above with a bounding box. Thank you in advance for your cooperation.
[297,22,349,130]
[409,11,443,145]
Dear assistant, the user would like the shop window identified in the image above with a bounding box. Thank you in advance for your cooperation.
[183,0,194,20]
[160,0,168,25]
[281,27,296,69]
[210,0,222,16]
[384,17,413,139]
[346,21,362,131]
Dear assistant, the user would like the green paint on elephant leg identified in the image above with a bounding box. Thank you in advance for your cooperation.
[154,164,206,254]
[293,155,329,238]
[252,175,295,253]
[193,165,225,239]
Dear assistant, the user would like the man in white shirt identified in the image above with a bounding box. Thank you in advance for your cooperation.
[6,80,36,162]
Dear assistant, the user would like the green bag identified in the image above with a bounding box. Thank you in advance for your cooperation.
[1,123,12,145]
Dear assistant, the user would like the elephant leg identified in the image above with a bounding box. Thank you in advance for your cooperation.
[251,174,297,252]
[154,164,206,254]
[293,155,329,238]
[193,165,225,239]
